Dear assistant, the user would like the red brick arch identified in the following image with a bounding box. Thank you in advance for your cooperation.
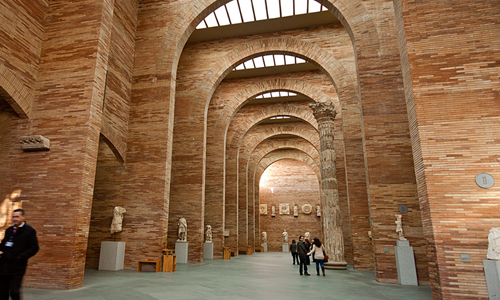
[0,65,32,118]
[255,150,321,184]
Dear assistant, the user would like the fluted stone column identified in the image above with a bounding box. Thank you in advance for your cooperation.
[309,101,347,269]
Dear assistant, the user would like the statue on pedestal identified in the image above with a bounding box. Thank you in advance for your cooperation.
[205,225,212,243]
[316,205,321,217]
[271,206,276,217]
[177,217,187,242]
[262,231,267,244]
[282,229,288,244]
[395,214,407,241]
[293,205,298,217]
[487,227,500,260]
[110,206,126,234]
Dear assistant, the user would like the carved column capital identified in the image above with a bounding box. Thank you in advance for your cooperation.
[309,101,337,122]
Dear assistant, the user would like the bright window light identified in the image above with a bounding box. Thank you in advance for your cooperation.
[244,60,255,69]
[226,1,243,24]
[285,55,295,64]
[263,55,275,67]
[253,0,268,21]
[296,57,306,63]
[271,91,280,97]
[239,0,255,22]
[295,0,307,15]
[274,54,285,66]
[196,22,207,29]
[289,92,297,96]
[235,64,245,70]
[280,91,288,96]
[267,0,281,18]
[205,12,218,27]
[215,6,231,26]
[263,93,271,98]
[256,95,263,98]
[281,0,293,17]
[254,56,265,68]
[309,0,321,13]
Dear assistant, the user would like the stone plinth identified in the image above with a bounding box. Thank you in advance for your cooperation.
[98,241,125,271]
[282,244,288,252]
[175,242,188,264]
[204,242,214,260]
[484,259,500,300]
[261,244,267,252]
[394,240,418,285]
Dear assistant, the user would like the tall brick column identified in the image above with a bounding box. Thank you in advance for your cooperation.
[309,101,347,269]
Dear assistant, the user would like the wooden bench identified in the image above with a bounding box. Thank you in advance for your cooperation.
[137,260,160,272]
[223,248,231,260]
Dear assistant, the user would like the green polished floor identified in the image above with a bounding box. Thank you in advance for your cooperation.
[24,252,432,300]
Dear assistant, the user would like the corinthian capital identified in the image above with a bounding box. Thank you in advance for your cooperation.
[308,101,337,122]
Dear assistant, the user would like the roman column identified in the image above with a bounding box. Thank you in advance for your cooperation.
[309,101,347,269]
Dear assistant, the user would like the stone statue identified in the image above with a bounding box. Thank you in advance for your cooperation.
[395,214,407,241]
[368,231,372,239]
[304,232,310,241]
[177,217,187,242]
[271,205,276,217]
[262,231,267,244]
[110,206,126,234]
[487,227,500,260]
[205,225,212,243]
[259,204,267,215]
[293,205,298,217]
[282,229,288,243]
[316,205,321,217]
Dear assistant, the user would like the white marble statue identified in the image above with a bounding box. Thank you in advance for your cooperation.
[262,231,268,244]
[293,205,298,217]
[304,232,310,241]
[271,205,276,217]
[282,229,288,244]
[177,217,187,242]
[395,214,407,241]
[487,227,500,260]
[110,206,126,234]
[368,231,372,239]
[316,205,321,217]
[205,225,212,243]
[259,204,267,215]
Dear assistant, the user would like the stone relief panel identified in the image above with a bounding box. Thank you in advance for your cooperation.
[259,204,268,215]
[279,203,290,215]
[301,204,312,215]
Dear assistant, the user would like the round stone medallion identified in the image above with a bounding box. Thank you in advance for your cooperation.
[302,204,312,214]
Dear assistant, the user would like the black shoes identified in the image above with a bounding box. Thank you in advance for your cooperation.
[304,273,311,276]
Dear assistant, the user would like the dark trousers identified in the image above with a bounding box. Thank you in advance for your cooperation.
[298,255,308,274]
[0,274,23,300]
[291,252,298,264]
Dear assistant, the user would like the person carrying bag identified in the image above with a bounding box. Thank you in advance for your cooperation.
[307,238,327,276]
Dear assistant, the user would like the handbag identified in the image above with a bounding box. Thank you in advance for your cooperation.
[323,246,329,262]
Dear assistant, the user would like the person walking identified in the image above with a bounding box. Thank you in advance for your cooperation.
[289,240,298,265]
[297,235,310,276]
[0,209,39,300]
[308,238,326,276]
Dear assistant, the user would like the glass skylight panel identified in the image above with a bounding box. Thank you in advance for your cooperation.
[295,0,308,15]
[215,6,231,26]
[226,1,243,24]
[256,95,263,98]
[239,0,255,22]
[274,54,285,66]
[253,0,268,21]
[267,0,281,18]
[235,63,245,70]
[289,92,297,96]
[263,55,275,67]
[254,56,265,68]
[285,55,295,65]
[263,93,271,98]
[296,57,306,63]
[205,12,219,27]
[244,60,255,69]
[271,91,280,97]
[281,0,293,17]
[280,91,288,96]
[309,0,321,13]
[196,22,207,29]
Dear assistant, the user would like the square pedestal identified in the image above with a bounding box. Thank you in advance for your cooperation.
[175,242,188,264]
[261,244,267,252]
[282,244,288,252]
[204,242,214,260]
[483,259,500,299]
[394,240,418,285]
[99,241,125,271]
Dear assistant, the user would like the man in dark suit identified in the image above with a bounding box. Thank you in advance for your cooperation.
[297,235,310,276]
[0,209,39,300]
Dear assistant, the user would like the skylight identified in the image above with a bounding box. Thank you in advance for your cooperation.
[270,115,291,120]
[196,0,329,29]
[234,54,306,70]
[255,91,298,99]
